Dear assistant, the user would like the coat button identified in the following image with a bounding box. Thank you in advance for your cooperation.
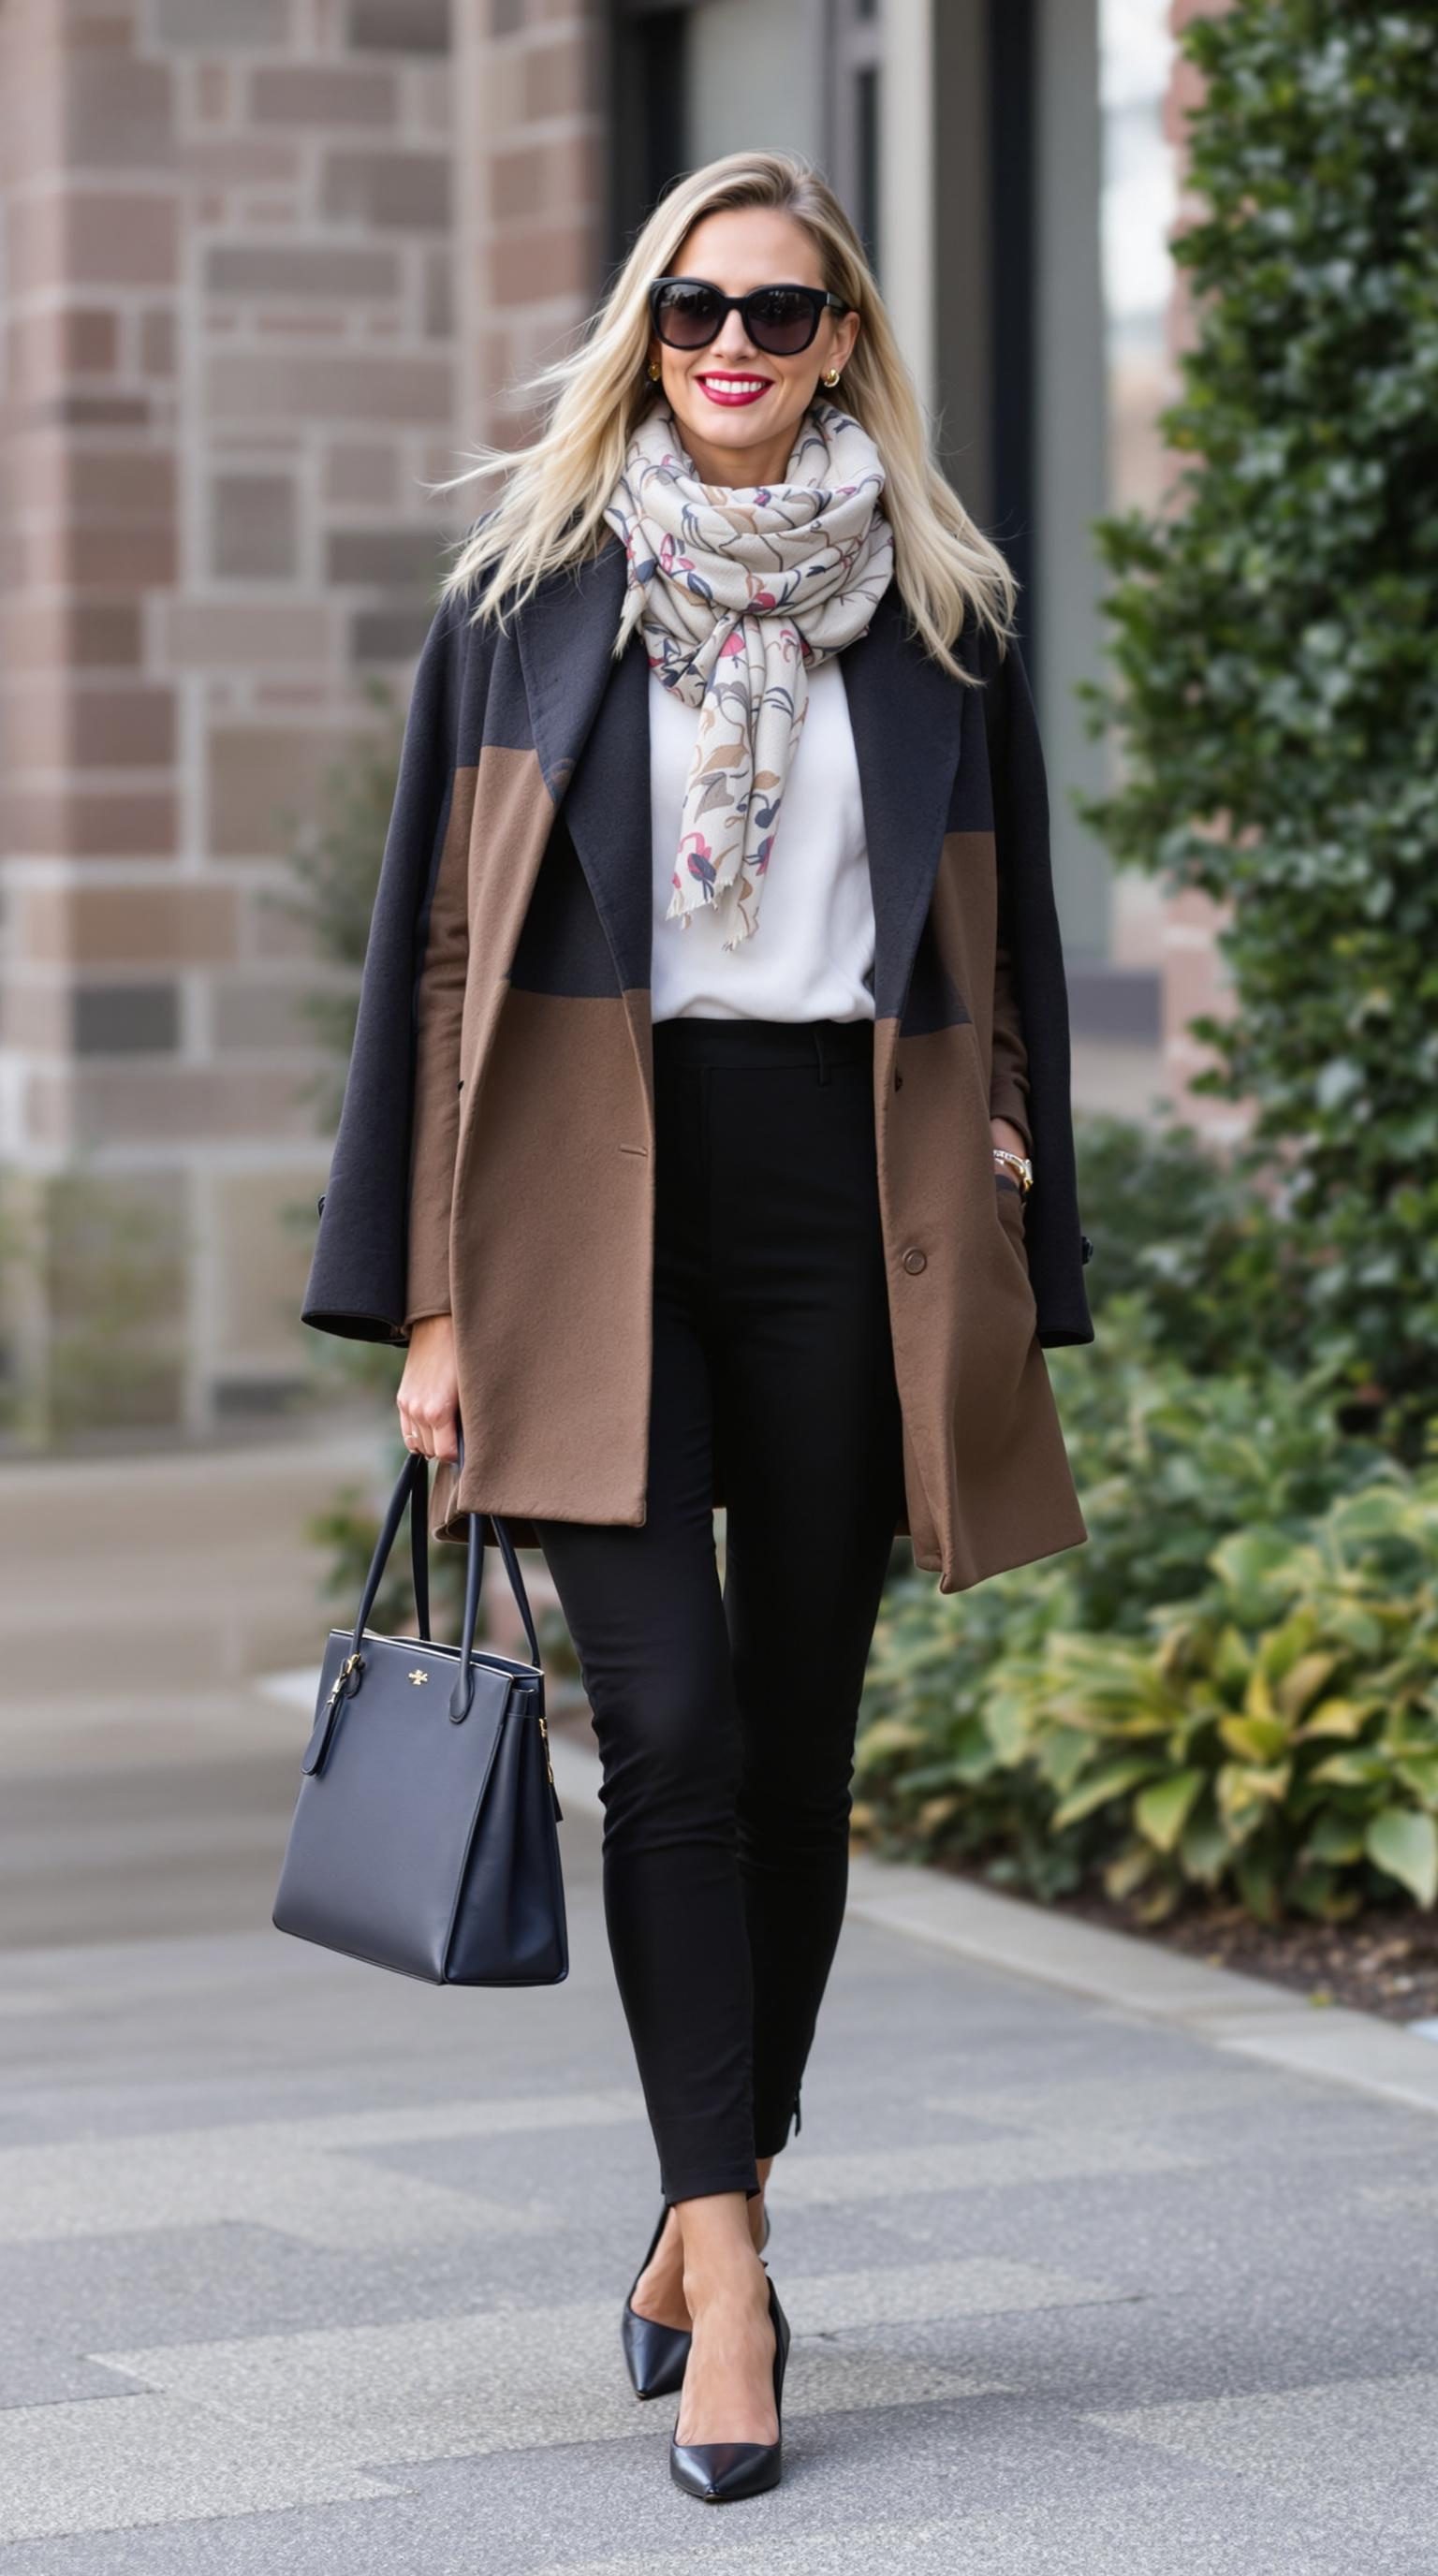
[902,1247,927,1274]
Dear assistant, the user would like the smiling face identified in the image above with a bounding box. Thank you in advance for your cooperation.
[647,204,860,491]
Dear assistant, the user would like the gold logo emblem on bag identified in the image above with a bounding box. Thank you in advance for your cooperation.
[408,1668,429,1686]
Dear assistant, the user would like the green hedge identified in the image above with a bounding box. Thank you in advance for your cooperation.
[1079,0,1438,1460]
[856,1324,1438,1923]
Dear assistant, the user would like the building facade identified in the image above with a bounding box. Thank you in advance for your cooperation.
[0,0,1205,1445]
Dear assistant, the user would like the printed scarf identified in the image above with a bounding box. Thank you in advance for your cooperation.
[602,392,894,949]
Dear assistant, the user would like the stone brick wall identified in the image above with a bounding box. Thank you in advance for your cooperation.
[461,0,606,451]
[0,0,604,1442]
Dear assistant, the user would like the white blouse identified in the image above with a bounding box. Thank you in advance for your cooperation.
[648,657,875,1023]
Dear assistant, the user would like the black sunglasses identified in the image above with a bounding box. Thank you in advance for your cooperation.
[648,275,850,359]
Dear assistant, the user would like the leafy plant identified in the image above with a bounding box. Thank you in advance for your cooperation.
[265,679,408,1132]
[1072,1110,1302,1383]
[1031,1295,1390,1637]
[1079,1,1438,1458]
[853,1343,1438,1924]
[1009,1471,1438,1924]
[0,1164,185,1446]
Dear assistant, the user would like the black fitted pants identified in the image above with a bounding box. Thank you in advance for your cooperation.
[532,1015,907,2206]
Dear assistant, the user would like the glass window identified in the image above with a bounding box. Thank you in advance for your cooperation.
[1099,0,1181,516]
[1094,0,1181,1004]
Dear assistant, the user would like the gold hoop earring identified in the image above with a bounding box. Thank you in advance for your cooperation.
[822,367,842,388]
[647,359,661,382]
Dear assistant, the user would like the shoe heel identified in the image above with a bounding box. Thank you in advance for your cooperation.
[770,2269,790,2405]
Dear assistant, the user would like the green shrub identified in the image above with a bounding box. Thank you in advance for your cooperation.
[267,679,407,1133]
[853,1563,1071,1895]
[854,1340,1434,1921]
[0,1165,187,1446]
[1005,1470,1438,1925]
[1079,1,1438,1459]
[1027,1297,1388,1635]
[1073,1111,1303,1383]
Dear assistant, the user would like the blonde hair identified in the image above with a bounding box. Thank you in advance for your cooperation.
[435,150,1015,682]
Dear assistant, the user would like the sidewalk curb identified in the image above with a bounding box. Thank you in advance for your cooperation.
[545,1732,1438,2124]
[260,1684,1438,2129]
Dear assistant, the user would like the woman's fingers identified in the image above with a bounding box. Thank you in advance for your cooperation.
[397,1400,432,1458]
[398,1398,459,1460]
[428,1410,460,1464]
[397,1321,460,1460]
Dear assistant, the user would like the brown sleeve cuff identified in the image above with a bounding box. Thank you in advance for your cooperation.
[990,934,1032,1157]
[401,1304,452,1338]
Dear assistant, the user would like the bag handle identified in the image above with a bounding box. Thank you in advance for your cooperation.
[448,1427,542,1714]
[343,1434,542,1725]
[410,1457,431,1644]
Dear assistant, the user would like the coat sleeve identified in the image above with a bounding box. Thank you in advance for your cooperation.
[982,627,1094,1348]
[402,680,473,1330]
[301,592,472,1344]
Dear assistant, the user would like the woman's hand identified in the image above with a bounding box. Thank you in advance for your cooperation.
[990,1116,1028,1164]
[398,1313,460,1461]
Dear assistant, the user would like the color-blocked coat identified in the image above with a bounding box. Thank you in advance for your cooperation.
[301,531,1095,1593]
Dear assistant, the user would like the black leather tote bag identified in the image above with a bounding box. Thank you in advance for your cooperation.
[272,1432,567,1986]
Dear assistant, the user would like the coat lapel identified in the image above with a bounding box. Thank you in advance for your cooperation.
[840,580,966,1026]
[514,534,652,997]
[514,529,965,1021]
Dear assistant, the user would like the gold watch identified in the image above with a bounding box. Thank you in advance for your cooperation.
[992,1147,1034,1195]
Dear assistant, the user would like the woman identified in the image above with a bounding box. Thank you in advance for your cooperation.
[302,149,1093,2503]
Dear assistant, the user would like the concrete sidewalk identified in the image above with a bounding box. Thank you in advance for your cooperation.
[4,1676,1438,2572]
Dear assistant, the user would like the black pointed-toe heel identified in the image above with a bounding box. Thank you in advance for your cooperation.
[669,2266,790,2505]
[622,2203,691,2403]
[622,2199,771,2402]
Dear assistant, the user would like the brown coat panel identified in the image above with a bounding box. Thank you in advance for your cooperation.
[429,983,655,1549]
[404,744,561,1328]
[876,1007,1088,1586]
